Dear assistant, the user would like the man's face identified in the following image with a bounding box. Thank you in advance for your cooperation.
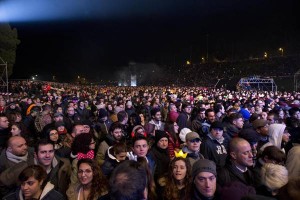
[112,128,123,141]
[157,138,168,149]
[257,124,269,137]
[184,106,192,114]
[199,111,206,120]
[210,128,223,140]
[231,141,254,168]
[35,144,55,168]
[233,118,244,129]
[73,125,84,137]
[53,116,63,122]
[267,115,275,124]
[293,111,300,120]
[194,172,216,198]
[207,112,215,123]
[67,107,75,116]
[153,111,162,121]
[133,139,149,157]
[83,125,91,133]
[0,116,9,129]
[9,137,28,156]
[187,138,201,152]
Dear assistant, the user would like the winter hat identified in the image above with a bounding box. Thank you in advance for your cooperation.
[98,108,108,119]
[179,128,192,142]
[155,130,169,144]
[53,112,64,118]
[210,121,224,130]
[55,121,65,128]
[192,159,217,179]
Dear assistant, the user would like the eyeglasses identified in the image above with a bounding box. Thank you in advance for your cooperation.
[49,132,58,136]
[189,138,201,143]
[78,169,92,175]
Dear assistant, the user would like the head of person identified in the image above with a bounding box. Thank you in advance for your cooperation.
[182,103,192,114]
[131,125,146,138]
[34,139,55,169]
[261,163,288,196]
[192,159,217,198]
[151,108,162,122]
[117,111,128,124]
[132,135,149,158]
[109,160,147,200]
[154,130,169,150]
[169,157,192,185]
[229,138,254,169]
[185,132,201,152]
[67,106,75,116]
[10,122,26,137]
[77,158,108,198]
[289,107,300,120]
[214,104,225,115]
[260,145,286,165]
[198,108,206,120]
[98,108,108,122]
[71,124,84,138]
[7,111,22,123]
[45,128,59,143]
[252,119,269,136]
[209,121,224,140]
[0,114,9,130]
[7,136,28,156]
[169,103,177,112]
[71,133,96,155]
[53,112,64,122]
[112,142,128,162]
[205,109,215,123]
[109,122,124,141]
[229,113,244,129]
[19,165,47,200]
[55,121,67,135]
[82,120,93,134]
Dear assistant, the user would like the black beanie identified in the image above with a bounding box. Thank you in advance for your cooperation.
[155,130,169,144]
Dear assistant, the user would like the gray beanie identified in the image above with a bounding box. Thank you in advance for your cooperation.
[192,159,217,179]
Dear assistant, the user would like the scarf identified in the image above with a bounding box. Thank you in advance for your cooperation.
[6,150,28,163]
[77,150,94,160]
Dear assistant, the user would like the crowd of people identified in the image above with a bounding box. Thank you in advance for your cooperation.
[1,80,300,200]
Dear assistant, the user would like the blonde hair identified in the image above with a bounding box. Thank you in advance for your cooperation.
[261,163,288,191]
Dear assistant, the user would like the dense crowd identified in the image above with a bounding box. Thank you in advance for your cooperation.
[0,81,300,200]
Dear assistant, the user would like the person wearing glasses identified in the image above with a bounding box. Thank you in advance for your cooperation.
[67,158,108,200]
[70,133,96,185]
[182,131,204,167]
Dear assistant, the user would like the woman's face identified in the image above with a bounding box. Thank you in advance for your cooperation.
[11,125,21,136]
[173,122,179,133]
[89,139,96,150]
[15,114,22,122]
[21,176,43,199]
[172,160,187,182]
[78,163,93,185]
[49,130,59,142]
[57,107,63,113]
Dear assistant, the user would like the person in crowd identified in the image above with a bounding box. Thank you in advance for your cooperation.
[251,119,270,150]
[182,131,204,167]
[165,122,181,159]
[96,122,124,166]
[9,122,28,138]
[257,163,288,198]
[147,107,165,132]
[217,137,256,187]
[101,142,128,178]
[191,107,206,134]
[200,121,229,169]
[101,160,147,200]
[286,145,300,179]
[148,130,170,188]
[130,125,147,138]
[95,108,113,142]
[168,103,179,123]
[224,113,244,138]
[177,103,192,132]
[34,139,71,196]
[191,159,219,200]
[201,109,216,137]
[0,114,11,151]
[160,157,192,200]
[0,136,35,198]
[70,133,96,184]
[2,165,65,200]
[67,158,108,200]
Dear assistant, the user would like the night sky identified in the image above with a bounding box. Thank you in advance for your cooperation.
[1,0,298,82]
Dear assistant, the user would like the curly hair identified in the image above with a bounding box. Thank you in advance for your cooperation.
[164,157,192,200]
[71,133,94,154]
[77,158,108,200]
